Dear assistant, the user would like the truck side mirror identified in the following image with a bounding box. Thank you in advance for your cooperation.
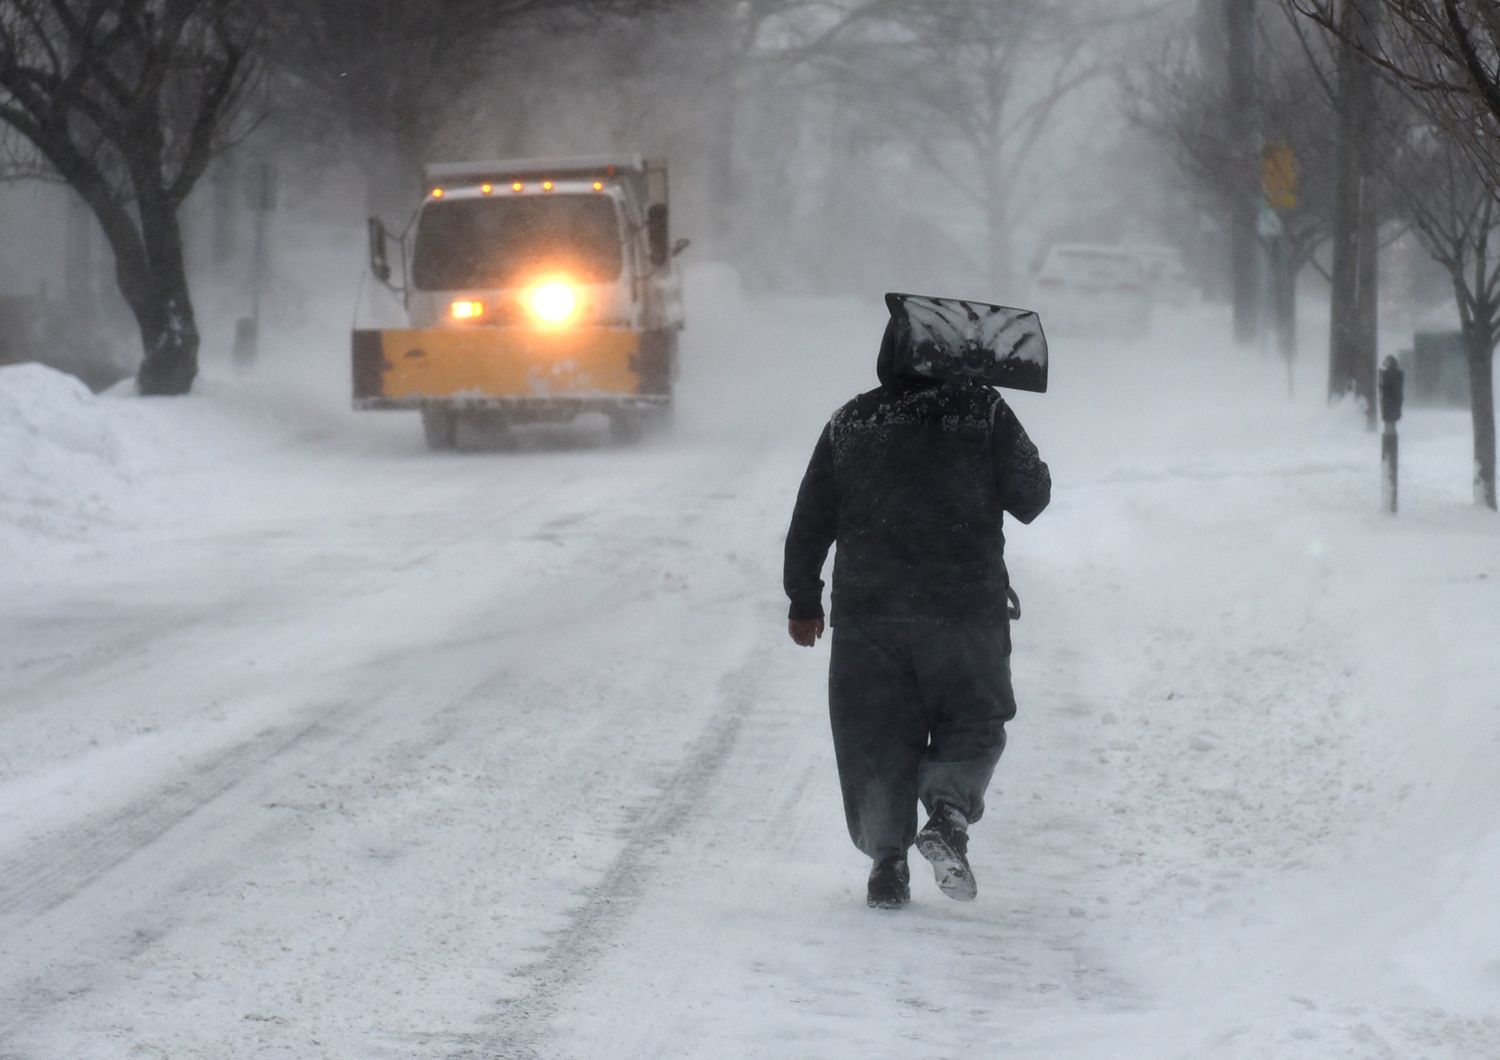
[671,237,691,258]
[368,217,392,285]
[647,204,670,267]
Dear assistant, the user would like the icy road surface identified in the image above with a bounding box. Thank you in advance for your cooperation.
[3,282,1499,1058]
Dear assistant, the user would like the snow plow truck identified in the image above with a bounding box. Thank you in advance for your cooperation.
[353,155,687,447]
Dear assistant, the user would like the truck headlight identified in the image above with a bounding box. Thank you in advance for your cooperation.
[450,299,485,322]
[529,281,579,325]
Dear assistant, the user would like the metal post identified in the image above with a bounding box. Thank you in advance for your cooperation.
[1379,355,1404,513]
[1381,422,1398,513]
[233,162,275,372]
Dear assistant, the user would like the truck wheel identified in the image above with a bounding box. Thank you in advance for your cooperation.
[421,407,458,449]
[608,410,644,445]
[644,403,673,435]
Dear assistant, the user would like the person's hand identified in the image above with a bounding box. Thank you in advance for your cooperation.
[788,617,825,647]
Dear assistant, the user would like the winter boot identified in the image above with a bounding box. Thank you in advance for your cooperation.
[915,804,976,901]
[866,855,911,909]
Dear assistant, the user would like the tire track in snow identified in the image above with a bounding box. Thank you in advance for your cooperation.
[525,648,1151,1058]
[0,624,517,922]
[0,662,511,1048]
[0,463,590,710]
[0,713,359,1051]
[447,639,771,1060]
[2,434,777,1055]
[0,624,529,917]
[0,719,343,920]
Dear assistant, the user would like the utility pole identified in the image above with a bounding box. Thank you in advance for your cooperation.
[212,154,237,269]
[1328,0,1382,426]
[1225,0,1260,346]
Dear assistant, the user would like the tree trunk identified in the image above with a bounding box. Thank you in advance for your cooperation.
[1329,163,1381,426]
[1329,0,1382,425]
[75,177,200,396]
[1354,178,1379,427]
[1231,205,1260,345]
[131,198,201,396]
[1463,317,1498,509]
[212,154,239,268]
[1272,237,1298,395]
[1225,0,1260,345]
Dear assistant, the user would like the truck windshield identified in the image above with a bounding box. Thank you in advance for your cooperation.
[411,196,624,290]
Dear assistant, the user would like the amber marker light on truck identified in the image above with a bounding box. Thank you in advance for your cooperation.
[481,183,493,195]
[528,281,578,325]
[450,299,485,322]
[431,187,444,199]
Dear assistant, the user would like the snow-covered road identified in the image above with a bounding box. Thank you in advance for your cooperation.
[3,281,1498,1058]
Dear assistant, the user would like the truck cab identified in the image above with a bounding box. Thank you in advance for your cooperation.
[354,155,686,447]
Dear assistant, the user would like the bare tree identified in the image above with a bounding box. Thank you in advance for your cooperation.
[1270,0,1414,418]
[0,0,259,395]
[689,1,814,254]
[1287,0,1499,506]
[1130,16,1344,386]
[261,0,691,218]
[804,0,1101,293]
[1384,110,1500,507]
[599,0,935,260]
[1289,0,1500,192]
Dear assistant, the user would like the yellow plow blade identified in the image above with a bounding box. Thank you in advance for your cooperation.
[353,326,643,402]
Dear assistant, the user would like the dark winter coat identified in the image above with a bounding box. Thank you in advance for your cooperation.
[783,320,1050,649]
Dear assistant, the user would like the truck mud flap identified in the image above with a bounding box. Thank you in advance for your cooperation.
[352,330,391,400]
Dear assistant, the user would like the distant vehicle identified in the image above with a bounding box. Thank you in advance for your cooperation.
[354,154,688,448]
[1123,243,1195,308]
[1031,243,1151,339]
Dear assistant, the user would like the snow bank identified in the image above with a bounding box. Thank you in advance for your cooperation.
[0,363,136,550]
[0,350,375,565]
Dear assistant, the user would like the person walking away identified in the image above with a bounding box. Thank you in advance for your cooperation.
[783,299,1050,909]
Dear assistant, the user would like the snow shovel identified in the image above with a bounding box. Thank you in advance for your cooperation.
[884,292,1048,393]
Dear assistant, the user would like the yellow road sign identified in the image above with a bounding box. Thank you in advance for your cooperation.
[1262,142,1297,211]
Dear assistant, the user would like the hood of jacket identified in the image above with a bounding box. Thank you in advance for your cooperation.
[876,309,939,390]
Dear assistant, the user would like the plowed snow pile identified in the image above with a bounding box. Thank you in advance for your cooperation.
[0,364,135,548]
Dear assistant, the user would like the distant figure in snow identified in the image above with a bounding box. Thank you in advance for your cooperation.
[783,296,1051,909]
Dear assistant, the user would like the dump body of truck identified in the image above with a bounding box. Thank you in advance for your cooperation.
[354,155,686,447]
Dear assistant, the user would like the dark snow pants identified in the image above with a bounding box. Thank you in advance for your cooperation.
[828,618,1017,861]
